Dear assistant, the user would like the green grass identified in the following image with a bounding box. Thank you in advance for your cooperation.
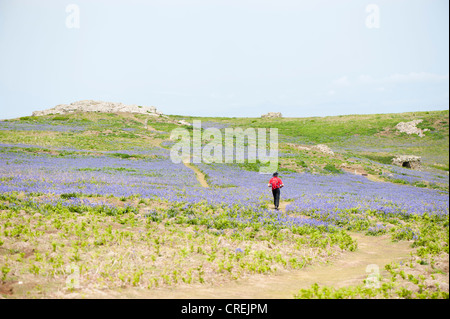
[171,110,448,142]
[0,106,449,300]
[167,110,449,169]
[360,154,394,165]
[430,164,449,172]
[2,109,449,186]
[76,167,139,173]
[323,164,343,174]
[60,193,82,199]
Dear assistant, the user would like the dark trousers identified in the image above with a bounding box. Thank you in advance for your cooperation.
[272,188,280,209]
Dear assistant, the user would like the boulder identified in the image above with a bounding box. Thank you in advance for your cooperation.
[395,120,427,137]
[287,143,334,156]
[178,120,192,126]
[392,155,422,169]
[312,144,334,156]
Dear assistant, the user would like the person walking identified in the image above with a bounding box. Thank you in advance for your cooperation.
[268,172,284,210]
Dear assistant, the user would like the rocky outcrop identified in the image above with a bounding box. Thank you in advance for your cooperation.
[261,112,282,118]
[392,155,422,169]
[395,120,428,137]
[32,100,163,117]
[312,144,334,156]
[177,120,192,126]
[287,143,334,156]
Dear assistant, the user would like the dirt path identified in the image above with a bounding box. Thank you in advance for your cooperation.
[83,125,411,298]
[267,200,289,212]
[183,162,209,188]
[112,204,411,299]
[278,201,289,212]
[71,200,413,299]
[75,232,412,299]
[56,203,413,299]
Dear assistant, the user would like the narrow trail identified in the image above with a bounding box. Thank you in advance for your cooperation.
[111,120,412,298]
[116,202,409,298]
[81,206,412,299]
[59,197,414,299]
[90,232,412,299]
[137,113,209,189]
[183,161,209,188]
[277,201,289,212]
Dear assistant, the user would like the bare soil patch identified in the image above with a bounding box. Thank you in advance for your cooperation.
[183,162,209,188]
[62,232,413,299]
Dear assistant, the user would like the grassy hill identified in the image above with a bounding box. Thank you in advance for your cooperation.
[1,109,448,188]
[171,110,449,167]
[0,109,448,299]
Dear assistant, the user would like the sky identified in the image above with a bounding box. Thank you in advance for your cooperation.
[0,0,448,119]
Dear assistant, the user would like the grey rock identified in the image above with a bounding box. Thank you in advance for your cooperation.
[395,120,426,137]
[392,155,422,169]
[312,144,335,155]
[287,143,334,155]
[178,120,192,126]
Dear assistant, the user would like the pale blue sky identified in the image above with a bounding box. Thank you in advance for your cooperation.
[0,0,448,119]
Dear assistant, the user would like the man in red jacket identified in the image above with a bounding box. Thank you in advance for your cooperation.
[268,172,284,210]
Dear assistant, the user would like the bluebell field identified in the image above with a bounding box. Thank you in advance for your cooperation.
[0,143,448,231]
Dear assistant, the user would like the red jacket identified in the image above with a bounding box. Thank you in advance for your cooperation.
[269,177,283,190]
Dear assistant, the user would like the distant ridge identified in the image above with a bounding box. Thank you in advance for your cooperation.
[32,100,163,117]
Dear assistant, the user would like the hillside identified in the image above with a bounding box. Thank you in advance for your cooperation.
[0,108,448,299]
[1,109,447,190]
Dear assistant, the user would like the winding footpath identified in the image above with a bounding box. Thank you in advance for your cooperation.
[83,230,412,299]
[183,162,209,188]
[126,201,412,298]
[134,234,411,299]
[111,121,414,298]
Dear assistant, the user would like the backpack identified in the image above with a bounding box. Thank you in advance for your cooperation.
[271,177,281,190]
